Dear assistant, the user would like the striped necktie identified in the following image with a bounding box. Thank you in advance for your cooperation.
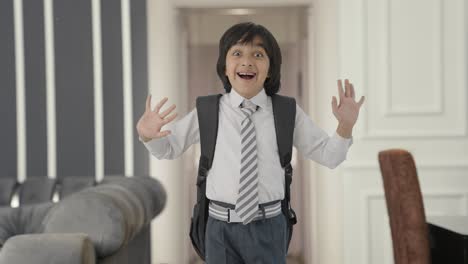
[235,99,259,225]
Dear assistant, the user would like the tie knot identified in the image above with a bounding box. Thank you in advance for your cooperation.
[240,100,257,117]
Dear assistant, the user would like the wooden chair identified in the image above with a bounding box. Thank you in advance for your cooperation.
[378,149,431,264]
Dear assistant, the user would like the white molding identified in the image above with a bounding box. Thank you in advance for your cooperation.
[343,162,468,170]
[360,0,466,139]
[361,129,468,138]
[384,0,444,116]
[92,0,104,182]
[362,192,384,264]
[361,190,468,263]
[14,0,26,183]
[44,0,57,179]
[122,0,134,177]
[424,191,468,216]
[382,217,394,264]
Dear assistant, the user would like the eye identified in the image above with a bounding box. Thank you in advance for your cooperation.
[254,52,264,58]
[232,51,241,56]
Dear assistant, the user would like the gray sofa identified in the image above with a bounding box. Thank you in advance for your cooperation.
[0,176,166,264]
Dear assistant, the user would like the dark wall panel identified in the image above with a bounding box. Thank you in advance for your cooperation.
[102,0,125,175]
[131,0,149,177]
[0,0,17,178]
[54,0,95,177]
[1,0,149,181]
[24,0,47,177]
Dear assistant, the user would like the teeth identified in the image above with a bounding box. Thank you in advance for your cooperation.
[238,72,255,76]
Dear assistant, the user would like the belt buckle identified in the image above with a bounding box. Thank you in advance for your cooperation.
[228,208,242,223]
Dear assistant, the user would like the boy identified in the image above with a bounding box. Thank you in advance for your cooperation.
[137,22,364,264]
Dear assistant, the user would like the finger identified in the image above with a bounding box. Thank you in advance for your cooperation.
[337,80,345,101]
[350,83,356,99]
[345,79,351,97]
[145,94,152,112]
[157,130,172,138]
[331,96,338,113]
[357,96,365,107]
[160,104,176,118]
[153,97,168,113]
[163,112,178,124]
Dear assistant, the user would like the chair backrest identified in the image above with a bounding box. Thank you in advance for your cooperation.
[378,149,430,264]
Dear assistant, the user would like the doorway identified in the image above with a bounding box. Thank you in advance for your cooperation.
[180,7,311,264]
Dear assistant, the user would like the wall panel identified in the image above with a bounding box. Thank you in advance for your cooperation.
[0,0,18,178]
[24,0,47,177]
[102,0,125,176]
[54,0,95,176]
[131,0,149,177]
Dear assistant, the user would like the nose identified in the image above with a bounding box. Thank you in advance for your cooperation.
[241,57,253,67]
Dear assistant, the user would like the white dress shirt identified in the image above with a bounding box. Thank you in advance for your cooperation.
[143,88,352,204]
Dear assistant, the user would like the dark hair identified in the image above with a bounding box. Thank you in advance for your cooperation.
[216,22,282,96]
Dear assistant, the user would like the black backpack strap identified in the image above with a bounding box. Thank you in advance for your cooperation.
[271,94,297,227]
[271,94,295,167]
[190,94,222,260]
[196,94,222,173]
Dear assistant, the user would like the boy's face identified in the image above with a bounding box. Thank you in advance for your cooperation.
[225,36,270,99]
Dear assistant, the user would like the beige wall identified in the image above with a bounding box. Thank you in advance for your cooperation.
[183,8,307,260]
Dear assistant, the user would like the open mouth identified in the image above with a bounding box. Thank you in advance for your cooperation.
[237,72,256,80]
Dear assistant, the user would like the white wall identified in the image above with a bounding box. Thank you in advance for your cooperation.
[147,1,188,263]
[340,0,468,263]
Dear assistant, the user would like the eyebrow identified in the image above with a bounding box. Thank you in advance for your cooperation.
[232,43,266,50]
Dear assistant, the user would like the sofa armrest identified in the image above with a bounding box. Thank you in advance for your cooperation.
[0,233,96,264]
[42,176,166,258]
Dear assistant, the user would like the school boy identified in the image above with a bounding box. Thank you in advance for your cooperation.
[136,22,365,264]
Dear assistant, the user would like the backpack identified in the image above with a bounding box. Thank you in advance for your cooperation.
[189,93,298,261]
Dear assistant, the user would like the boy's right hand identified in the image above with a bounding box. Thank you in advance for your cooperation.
[136,95,178,142]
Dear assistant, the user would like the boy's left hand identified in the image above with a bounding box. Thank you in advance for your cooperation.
[332,79,365,128]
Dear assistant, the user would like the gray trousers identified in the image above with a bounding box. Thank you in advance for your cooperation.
[205,213,288,264]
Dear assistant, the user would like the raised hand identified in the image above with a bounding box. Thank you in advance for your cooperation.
[136,95,178,142]
[332,79,365,129]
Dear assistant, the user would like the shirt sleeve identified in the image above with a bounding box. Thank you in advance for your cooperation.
[293,104,353,169]
[141,108,200,160]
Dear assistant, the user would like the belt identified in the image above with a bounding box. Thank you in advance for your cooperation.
[208,200,282,223]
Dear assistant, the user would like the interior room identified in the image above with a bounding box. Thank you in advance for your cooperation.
[0,0,466,263]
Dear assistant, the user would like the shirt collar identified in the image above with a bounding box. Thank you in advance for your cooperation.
[229,88,268,109]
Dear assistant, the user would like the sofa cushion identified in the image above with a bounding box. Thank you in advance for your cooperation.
[0,202,53,247]
[0,207,15,247]
[59,176,95,198]
[19,177,56,205]
[0,179,16,207]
